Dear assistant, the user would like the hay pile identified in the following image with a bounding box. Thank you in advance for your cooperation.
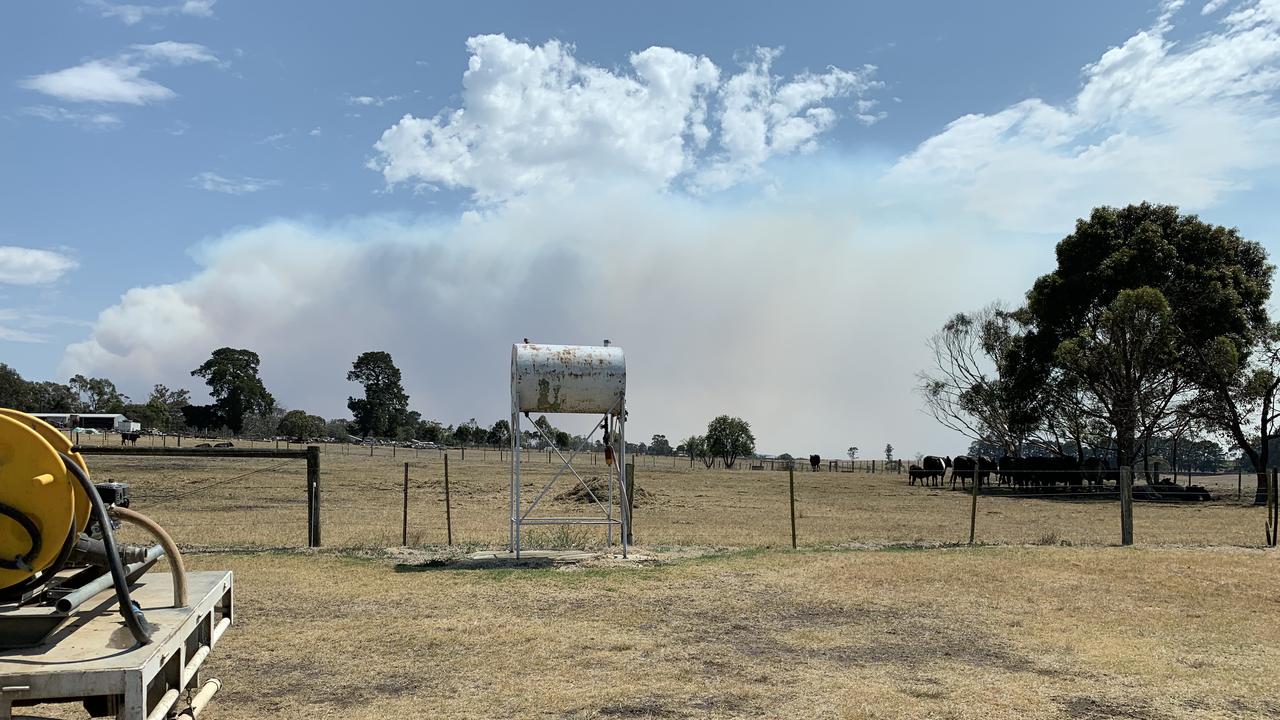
[555,475,653,505]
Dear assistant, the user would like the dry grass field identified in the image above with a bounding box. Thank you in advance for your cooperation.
[19,438,1277,719]
[59,544,1280,720]
[80,438,1271,551]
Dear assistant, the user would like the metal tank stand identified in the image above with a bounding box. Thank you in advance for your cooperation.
[509,343,629,559]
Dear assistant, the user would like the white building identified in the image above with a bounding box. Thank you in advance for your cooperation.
[29,413,140,433]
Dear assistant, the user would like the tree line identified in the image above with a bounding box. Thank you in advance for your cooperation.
[1,350,762,459]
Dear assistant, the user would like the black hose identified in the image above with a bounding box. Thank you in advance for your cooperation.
[0,502,41,571]
[60,452,151,645]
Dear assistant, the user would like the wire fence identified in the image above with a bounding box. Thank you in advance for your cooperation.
[74,440,1279,552]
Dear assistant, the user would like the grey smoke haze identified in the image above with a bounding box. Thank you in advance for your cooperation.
[60,175,1046,457]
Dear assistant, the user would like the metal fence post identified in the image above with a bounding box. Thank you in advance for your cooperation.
[402,462,409,546]
[307,445,321,547]
[625,462,635,546]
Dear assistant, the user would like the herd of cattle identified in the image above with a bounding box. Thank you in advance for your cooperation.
[907,455,1126,490]
[905,454,1208,499]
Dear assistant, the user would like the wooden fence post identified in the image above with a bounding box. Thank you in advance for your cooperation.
[307,445,321,547]
[1120,466,1133,546]
[444,453,453,546]
[1264,461,1274,545]
[402,462,409,546]
[789,464,797,549]
[968,462,980,544]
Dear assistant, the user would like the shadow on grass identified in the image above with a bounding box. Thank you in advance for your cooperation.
[393,557,559,572]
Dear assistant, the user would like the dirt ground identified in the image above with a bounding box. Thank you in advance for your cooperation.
[80,439,1272,551]
[27,544,1279,720]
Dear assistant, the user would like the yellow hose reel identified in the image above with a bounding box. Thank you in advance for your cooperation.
[0,409,91,594]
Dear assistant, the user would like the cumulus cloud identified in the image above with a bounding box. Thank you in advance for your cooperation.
[86,0,216,26]
[191,172,279,194]
[888,0,1280,232]
[19,42,219,105]
[371,35,878,201]
[0,247,77,285]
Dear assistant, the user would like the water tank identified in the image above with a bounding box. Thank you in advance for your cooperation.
[511,343,625,414]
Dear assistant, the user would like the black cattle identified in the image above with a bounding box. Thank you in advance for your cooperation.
[1004,456,1083,490]
[998,455,1018,486]
[809,454,821,471]
[120,432,141,446]
[919,455,947,487]
[1081,457,1120,488]
[951,455,996,489]
[908,464,928,485]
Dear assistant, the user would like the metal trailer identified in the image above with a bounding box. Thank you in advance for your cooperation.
[510,343,629,558]
[0,570,233,720]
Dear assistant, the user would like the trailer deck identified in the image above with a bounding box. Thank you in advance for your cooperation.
[0,570,233,720]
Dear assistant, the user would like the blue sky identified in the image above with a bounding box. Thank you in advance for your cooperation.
[2,0,1278,455]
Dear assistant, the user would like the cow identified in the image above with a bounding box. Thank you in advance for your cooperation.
[120,432,141,446]
[809,454,821,472]
[908,464,928,485]
[1081,457,1119,489]
[951,455,996,489]
[919,455,948,487]
[998,455,1019,486]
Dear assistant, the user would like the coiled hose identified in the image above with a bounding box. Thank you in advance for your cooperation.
[60,452,151,645]
[0,501,41,571]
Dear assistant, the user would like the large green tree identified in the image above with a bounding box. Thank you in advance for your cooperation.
[191,348,275,435]
[346,351,410,438]
[146,384,191,432]
[1017,204,1273,489]
[705,415,756,469]
[0,364,32,409]
[278,410,326,439]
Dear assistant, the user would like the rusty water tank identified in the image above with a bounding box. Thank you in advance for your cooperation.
[511,343,625,414]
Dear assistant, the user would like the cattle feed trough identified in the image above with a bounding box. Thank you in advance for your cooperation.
[0,409,233,720]
[510,343,630,558]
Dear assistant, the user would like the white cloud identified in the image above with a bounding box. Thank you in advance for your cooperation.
[889,0,1280,232]
[1202,0,1231,13]
[0,247,77,285]
[191,172,279,195]
[86,0,216,25]
[21,105,122,129]
[371,35,877,201]
[19,42,219,105]
[132,41,219,66]
[309,127,322,137]
[0,309,88,344]
[20,60,174,105]
[346,94,403,107]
